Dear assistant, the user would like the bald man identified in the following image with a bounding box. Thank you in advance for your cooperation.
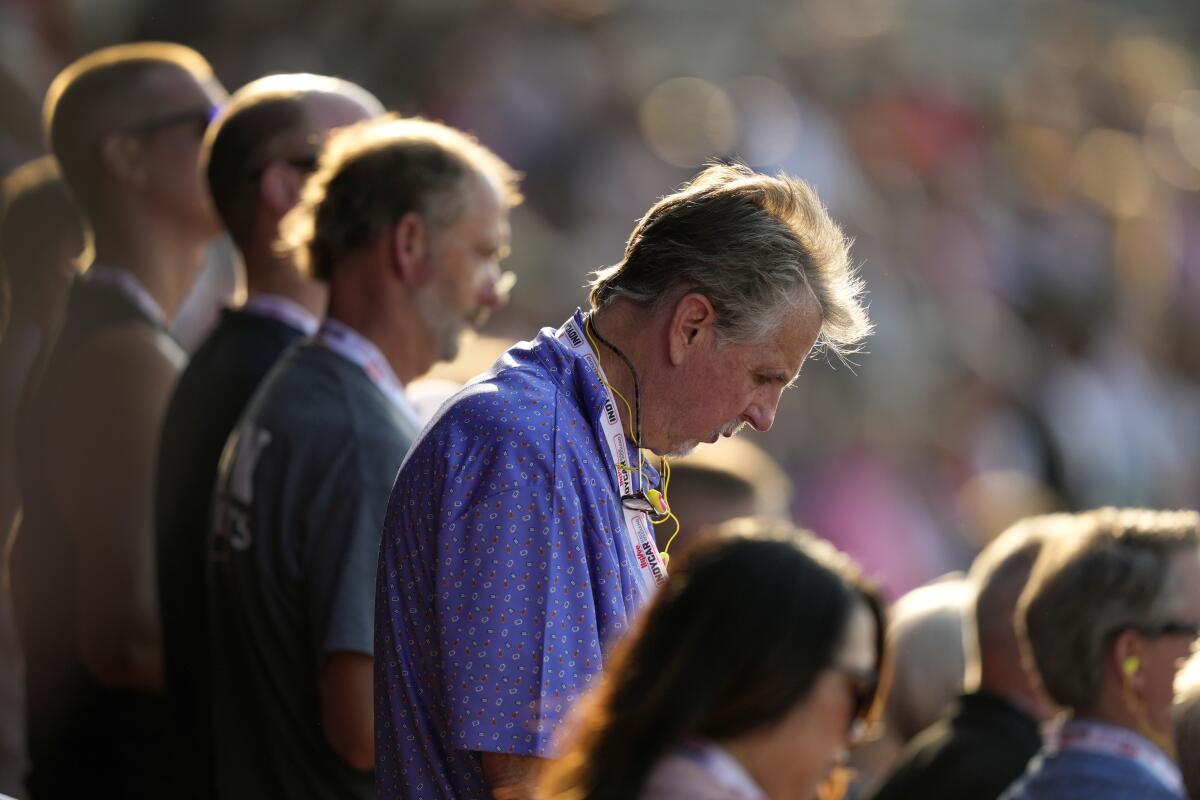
[12,42,226,798]
[155,73,382,798]
[870,524,1056,800]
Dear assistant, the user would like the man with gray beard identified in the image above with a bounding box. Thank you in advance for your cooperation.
[374,162,872,800]
[207,116,518,799]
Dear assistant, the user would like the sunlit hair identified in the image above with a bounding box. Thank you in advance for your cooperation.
[539,517,887,800]
[42,41,214,219]
[1174,653,1200,800]
[588,162,871,356]
[278,115,522,283]
[202,73,383,248]
[1017,508,1200,711]
[963,521,1047,690]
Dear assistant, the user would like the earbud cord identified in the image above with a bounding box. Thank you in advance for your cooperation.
[1121,670,1176,758]
[584,314,681,558]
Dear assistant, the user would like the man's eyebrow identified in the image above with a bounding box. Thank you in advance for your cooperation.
[760,368,801,389]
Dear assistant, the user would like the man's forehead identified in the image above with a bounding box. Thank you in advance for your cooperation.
[756,301,823,369]
[112,63,223,131]
[301,91,376,133]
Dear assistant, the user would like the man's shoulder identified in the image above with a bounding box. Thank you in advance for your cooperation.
[181,311,300,388]
[874,719,1029,800]
[246,344,411,464]
[1006,750,1182,800]
[241,344,352,439]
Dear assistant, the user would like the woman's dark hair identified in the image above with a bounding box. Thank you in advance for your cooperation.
[540,517,887,800]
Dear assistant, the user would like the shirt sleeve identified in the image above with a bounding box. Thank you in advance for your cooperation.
[436,477,610,759]
[306,466,394,660]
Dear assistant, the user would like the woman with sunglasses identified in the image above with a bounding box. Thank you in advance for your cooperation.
[540,517,887,800]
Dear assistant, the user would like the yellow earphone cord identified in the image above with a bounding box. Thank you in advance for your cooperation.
[583,317,682,564]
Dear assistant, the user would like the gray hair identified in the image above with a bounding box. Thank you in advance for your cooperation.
[587,162,871,355]
[1017,508,1200,711]
[278,115,521,282]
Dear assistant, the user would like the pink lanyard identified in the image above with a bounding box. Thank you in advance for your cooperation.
[315,319,420,428]
[86,264,167,327]
[1052,719,1183,796]
[241,293,318,335]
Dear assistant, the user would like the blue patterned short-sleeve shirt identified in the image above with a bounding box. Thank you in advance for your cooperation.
[374,311,659,800]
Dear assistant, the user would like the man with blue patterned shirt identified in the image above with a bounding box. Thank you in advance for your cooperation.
[374,163,873,800]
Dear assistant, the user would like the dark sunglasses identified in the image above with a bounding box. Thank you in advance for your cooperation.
[122,105,220,138]
[247,155,321,180]
[832,662,881,741]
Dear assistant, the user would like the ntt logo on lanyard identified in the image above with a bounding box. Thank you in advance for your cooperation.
[557,313,668,598]
[603,399,619,427]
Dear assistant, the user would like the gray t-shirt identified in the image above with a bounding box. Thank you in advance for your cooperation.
[208,342,419,800]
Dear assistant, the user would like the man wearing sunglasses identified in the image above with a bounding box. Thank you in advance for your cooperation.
[10,42,226,799]
[154,73,383,800]
[1002,508,1200,800]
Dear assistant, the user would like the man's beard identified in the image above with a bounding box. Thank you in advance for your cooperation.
[416,283,464,362]
[659,420,746,458]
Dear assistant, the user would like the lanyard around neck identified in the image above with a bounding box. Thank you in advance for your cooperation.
[557,314,667,599]
[315,318,421,429]
[1052,719,1184,797]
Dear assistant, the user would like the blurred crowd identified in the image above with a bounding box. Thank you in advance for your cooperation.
[3,1,1200,800]
[6,0,1200,593]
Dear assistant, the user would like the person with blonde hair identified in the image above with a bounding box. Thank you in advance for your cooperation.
[540,517,886,800]
[1003,508,1200,800]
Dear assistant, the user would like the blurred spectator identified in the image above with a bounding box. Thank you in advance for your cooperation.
[847,575,969,794]
[883,577,971,746]
[10,42,225,799]
[0,155,85,797]
[539,516,887,800]
[6,1,1200,601]
[0,155,85,557]
[869,516,1056,799]
[206,116,518,798]
[154,73,382,800]
[651,435,792,563]
[1174,653,1200,800]
[1003,508,1200,800]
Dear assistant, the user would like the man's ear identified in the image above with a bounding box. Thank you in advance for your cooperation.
[259,161,305,219]
[391,211,432,286]
[667,292,716,366]
[100,134,148,188]
[1111,628,1146,691]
